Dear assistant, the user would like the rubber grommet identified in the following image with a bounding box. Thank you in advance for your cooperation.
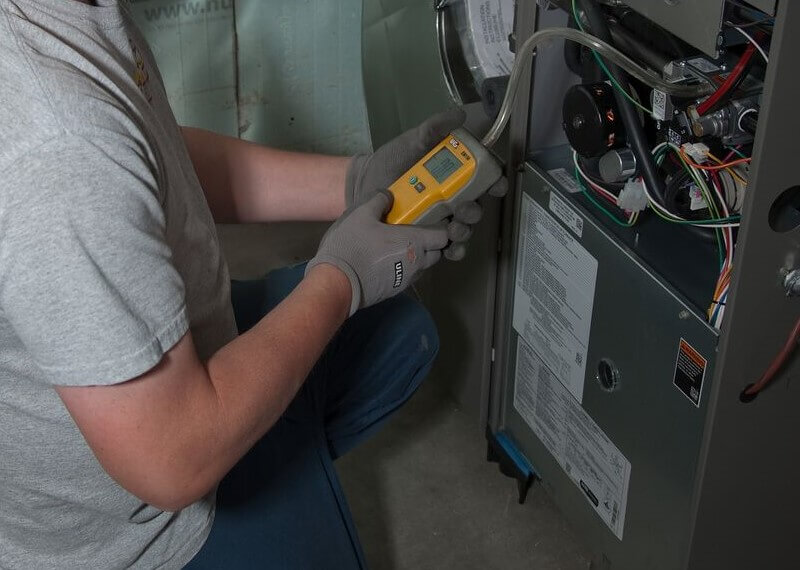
[739,383,759,403]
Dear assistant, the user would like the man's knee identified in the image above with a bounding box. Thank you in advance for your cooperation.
[379,293,440,371]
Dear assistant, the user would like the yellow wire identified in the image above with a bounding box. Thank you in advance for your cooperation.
[706,152,748,185]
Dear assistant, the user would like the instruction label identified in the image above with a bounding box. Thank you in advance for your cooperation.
[513,193,597,402]
[464,0,515,78]
[514,340,631,540]
[673,338,707,407]
[547,168,581,194]
[549,192,584,237]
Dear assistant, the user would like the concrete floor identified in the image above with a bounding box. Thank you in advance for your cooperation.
[337,378,591,570]
[219,223,591,570]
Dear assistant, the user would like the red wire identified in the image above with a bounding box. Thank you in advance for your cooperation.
[744,316,800,396]
[696,44,756,116]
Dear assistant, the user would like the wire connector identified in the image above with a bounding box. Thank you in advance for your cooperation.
[681,142,710,164]
[617,178,648,213]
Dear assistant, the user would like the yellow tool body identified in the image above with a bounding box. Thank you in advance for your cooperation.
[386,128,502,225]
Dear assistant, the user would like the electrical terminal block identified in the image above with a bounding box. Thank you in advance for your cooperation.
[617,178,648,213]
[681,142,710,164]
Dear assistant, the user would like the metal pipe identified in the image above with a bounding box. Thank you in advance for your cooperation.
[607,18,671,71]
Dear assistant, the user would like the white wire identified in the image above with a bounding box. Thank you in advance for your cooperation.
[640,179,738,227]
[572,152,618,203]
[695,222,741,229]
[737,107,758,132]
[647,143,741,228]
[711,288,729,329]
[706,169,735,267]
[650,146,735,328]
[734,26,769,63]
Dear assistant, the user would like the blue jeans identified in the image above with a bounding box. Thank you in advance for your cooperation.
[185,265,439,569]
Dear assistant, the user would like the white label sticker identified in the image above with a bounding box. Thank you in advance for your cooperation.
[652,89,668,121]
[547,168,580,194]
[549,191,584,237]
[464,0,515,78]
[514,340,631,540]
[512,194,598,402]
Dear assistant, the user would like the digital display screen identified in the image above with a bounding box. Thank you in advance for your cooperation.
[424,147,462,183]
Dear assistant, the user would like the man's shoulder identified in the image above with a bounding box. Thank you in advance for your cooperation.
[0,3,62,171]
[0,1,152,174]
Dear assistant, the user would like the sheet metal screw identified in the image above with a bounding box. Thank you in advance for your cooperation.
[784,269,800,296]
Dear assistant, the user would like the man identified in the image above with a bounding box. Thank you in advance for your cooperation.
[0,0,504,568]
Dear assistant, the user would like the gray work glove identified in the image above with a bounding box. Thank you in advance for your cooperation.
[307,191,448,316]
[346,109,508,261]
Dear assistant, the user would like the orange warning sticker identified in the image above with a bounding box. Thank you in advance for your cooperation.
[673,338,707,407]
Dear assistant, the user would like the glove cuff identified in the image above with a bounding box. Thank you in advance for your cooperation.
[345,154,370,208]
[305,255,362,317]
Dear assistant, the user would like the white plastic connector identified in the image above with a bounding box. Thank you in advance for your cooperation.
[617,178,648,213]
[681,142,710,164]
[688,185,708,211]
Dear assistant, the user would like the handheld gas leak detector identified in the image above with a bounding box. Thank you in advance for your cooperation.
[385,128,502,225]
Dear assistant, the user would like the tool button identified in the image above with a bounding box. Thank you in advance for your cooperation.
[414,182,426,193]
[409,175,419,185]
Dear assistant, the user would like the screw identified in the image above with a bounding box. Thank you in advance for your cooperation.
[784,269,800,296]
[572,115,585,130]
[679,310,691,320]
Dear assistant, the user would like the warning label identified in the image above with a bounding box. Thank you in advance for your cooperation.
[673,338,707,407]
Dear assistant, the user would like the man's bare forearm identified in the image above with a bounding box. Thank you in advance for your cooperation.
[203,264,350,465]
[181,127,349,223]
[58,264,351,511]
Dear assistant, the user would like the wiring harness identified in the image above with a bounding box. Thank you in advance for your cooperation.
[564,0,770,330]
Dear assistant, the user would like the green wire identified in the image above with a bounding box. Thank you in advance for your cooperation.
[726,146,749,160]
[593,55,653,116]
[655,144,727,268]
[571,0,654,116]
[574,167,636,227]
[575,150,740,228]
[652,147,741,222]
[651,213,740,225]
[671,147,726,268]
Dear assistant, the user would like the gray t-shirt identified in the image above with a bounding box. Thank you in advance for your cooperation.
[0,0,238,567]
